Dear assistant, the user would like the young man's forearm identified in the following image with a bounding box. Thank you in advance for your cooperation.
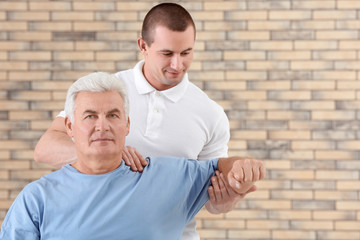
[34,117,77,168]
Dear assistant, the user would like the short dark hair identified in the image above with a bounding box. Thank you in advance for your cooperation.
[141,2,196,46]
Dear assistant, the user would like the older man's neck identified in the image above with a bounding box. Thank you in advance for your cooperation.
[71,157,122,175]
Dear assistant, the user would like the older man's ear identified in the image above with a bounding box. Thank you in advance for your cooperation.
[125,117,130,136]
[64,116,74,139]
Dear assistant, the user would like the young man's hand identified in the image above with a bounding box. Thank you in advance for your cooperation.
[122,146,148,172]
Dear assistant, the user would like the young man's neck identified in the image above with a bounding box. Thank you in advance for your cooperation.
[142,63,176,91]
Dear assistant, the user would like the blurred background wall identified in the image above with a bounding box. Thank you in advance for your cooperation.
[1,0,360,239]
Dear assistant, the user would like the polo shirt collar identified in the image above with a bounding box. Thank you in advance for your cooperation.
[133,60,189,103]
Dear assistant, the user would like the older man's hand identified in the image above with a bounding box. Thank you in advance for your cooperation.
[218,157,266,194]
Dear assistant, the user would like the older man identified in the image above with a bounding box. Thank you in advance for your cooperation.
[1,72,265,240]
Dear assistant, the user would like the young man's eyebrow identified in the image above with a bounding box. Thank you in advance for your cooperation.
[158,49,173,53]
[158,48,193,53]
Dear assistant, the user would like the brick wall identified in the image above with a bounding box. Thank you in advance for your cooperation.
[1,1,360,239]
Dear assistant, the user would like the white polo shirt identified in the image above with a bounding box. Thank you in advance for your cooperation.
[116,60,230,161]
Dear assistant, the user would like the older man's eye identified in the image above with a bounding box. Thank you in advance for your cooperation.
[108,114,119,118]
[85,115,95,119]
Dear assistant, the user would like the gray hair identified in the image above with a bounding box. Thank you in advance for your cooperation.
[64,72,129,123]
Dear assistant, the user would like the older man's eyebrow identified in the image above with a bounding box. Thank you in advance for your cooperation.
[81,108,122,116]
[110,108,121,112]
[107,108,122,114]
[82,110,97,115]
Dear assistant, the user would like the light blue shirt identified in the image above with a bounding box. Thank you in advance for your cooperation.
[0,157,218,240]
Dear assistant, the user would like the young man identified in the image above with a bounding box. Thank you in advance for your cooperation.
[2,72,265,240]
[34,3,242,239]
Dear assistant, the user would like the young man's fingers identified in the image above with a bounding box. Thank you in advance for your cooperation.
[126,147,143,171]
[122,147,138,171]
[215,170,231,198]
[211,175,223,202]
[219,173,238,198]
[135,150,148,167]
[208,186,216,204]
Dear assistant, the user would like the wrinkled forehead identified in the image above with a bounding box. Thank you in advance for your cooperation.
[74,91,125,113]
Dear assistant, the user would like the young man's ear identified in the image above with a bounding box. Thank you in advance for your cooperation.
[137,37,147,55]
[64,116,74,138]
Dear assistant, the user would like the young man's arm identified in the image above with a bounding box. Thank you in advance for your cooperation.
[34,117,76,168]
[205,156,265,214]
[205,169,256,213]
[201,112,246,214]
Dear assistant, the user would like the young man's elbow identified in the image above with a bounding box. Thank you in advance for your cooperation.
[33,144,45,163]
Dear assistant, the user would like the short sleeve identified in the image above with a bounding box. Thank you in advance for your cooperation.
[183,158,219,222]
[0,187,40,240]
[57,110,66,118]
[197,110,230,161]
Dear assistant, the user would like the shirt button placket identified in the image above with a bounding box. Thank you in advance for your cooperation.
[154,91,160,113]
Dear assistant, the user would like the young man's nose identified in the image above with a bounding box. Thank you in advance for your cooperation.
[170,55,183,71]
